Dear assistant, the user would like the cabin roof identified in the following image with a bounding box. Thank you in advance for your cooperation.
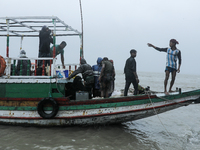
[0,16,81,37]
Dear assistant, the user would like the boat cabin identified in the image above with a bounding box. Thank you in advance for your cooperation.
[0,16,84,100]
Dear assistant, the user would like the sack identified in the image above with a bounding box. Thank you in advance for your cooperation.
[85,75,94,84]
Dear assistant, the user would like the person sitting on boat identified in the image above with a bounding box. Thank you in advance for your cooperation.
[50,41,67,69]
[147,39,182,95]
[67,58,94,99]
[38,25,53,67]
[124,49,139,96]
[92,57,103,97]
[16,50,31,76]
[99,57,114,98]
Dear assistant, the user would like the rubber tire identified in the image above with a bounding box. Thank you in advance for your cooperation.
[37,98,59,119]
[0,55,6,77]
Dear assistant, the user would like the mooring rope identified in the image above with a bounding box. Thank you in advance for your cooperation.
[147,93,183,149]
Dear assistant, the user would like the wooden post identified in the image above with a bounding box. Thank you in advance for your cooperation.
[34,60,37,76]
[69,65,71,72]
[50,60,52,76]
[42,60,45,76]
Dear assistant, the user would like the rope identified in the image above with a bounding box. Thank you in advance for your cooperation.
[147,93,183,149]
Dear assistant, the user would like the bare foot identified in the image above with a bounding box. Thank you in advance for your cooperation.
[164,91,169,95]
[169,90,175,93]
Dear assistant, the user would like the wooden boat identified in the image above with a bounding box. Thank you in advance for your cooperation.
[0,17,200,127]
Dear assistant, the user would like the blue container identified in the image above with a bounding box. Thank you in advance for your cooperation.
[63,70,69,78]
[56,71,63,78]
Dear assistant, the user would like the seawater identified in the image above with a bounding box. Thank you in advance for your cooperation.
[0,71,200,150]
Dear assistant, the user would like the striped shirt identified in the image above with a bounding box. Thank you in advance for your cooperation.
[155,47,181,70]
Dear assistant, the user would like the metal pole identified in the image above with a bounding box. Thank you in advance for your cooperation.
[6,19,9,58]
[79,0,84,62]
[20,36,23,50]
[53,19,56,58]
[52,19,56,76]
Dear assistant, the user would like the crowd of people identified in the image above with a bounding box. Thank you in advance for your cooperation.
[67,57,115,99]
[16,25,182,98]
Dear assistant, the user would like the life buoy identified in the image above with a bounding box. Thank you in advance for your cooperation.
[37,98,59,119]
[0,55,6,77]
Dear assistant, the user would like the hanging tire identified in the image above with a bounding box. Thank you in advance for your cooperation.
[37,98,59,119]
[0,55,6,77]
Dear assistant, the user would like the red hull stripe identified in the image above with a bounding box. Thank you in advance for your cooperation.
[0,95,157,106]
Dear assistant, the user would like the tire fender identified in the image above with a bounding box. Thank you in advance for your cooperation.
[0,55,6,77]
[37,98,59,119]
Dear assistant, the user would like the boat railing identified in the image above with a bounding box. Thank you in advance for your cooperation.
[55,63,79,78]
[1,57,79,79]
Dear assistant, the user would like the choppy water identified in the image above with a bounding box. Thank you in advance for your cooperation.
[1,71,200,150]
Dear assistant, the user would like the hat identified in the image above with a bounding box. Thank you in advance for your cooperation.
[42,25,49,31]
[170,39,179,44]
[19,50,26,58]
[130,49,137,54]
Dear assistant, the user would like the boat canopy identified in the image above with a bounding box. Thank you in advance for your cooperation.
[0,16,81,37]
[0,16,82,79]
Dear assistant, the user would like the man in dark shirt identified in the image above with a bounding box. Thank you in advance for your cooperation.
[124,49,139,96]
[99,57,114,98]
[50,41,66,68]
[67,58,94,99]
[38,25,53,67]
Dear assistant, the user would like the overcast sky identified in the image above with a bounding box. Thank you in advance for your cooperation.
[0,0,200,75]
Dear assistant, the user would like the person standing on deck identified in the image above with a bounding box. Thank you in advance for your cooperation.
[124,49,139,96]
[92,57,103,97]
[38,25,53,66]
[99,57,114,98]
[108,59,115,97]
[50,41,67,68]
[147,39,182,95]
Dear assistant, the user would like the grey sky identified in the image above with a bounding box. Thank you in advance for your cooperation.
[0,0,200,75]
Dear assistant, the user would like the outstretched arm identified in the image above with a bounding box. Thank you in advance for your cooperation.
[61,54,65,69]
[147,43,168,52]
[67,66,83,80]
[147,43,156,49]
